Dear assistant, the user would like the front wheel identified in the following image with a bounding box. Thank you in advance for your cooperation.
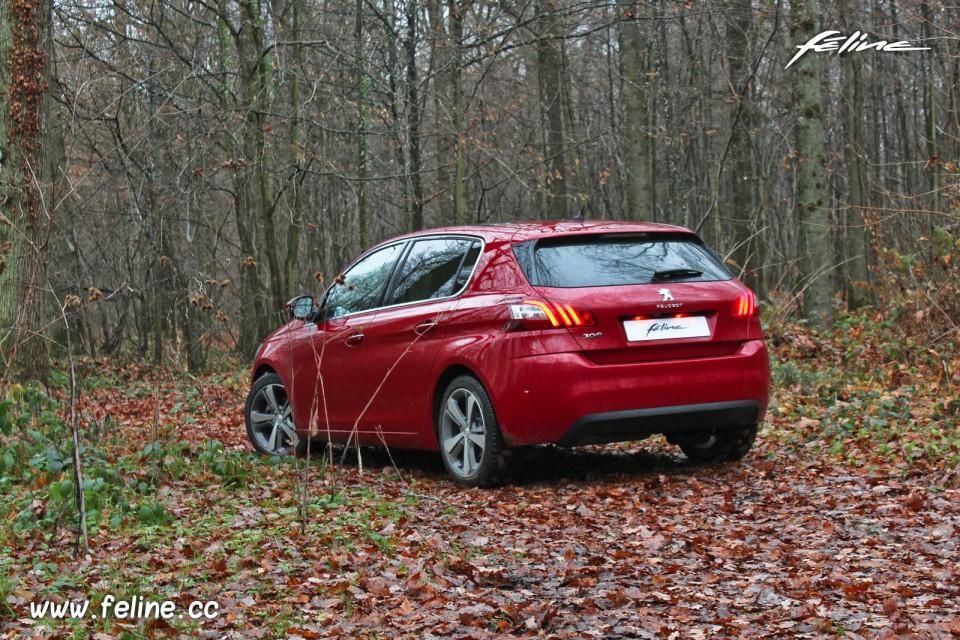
[437,375,508,487]
[677,423,758,464]
[245,373,300,455]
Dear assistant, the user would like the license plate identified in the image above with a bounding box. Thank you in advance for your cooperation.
[624,315,711,342]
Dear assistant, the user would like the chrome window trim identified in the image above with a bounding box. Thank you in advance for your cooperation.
[321,234,485,320]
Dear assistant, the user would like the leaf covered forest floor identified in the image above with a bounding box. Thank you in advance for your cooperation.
[2,313,960,639]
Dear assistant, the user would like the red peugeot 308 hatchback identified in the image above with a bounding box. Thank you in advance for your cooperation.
[245,221,770,486]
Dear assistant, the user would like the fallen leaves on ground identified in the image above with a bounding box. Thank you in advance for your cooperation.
[2,320,959,638]
[5,437,958,638]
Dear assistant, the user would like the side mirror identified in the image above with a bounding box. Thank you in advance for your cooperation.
[285,295,316,321]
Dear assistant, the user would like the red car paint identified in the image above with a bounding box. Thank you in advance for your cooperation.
[250,220,770,455]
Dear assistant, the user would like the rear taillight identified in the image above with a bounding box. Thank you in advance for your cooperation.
[732,289,758,317]
[508,299,596,330]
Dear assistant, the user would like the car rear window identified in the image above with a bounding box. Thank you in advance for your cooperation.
[512,233,732,288]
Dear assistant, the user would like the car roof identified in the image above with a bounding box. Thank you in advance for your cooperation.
[383,220,695,245]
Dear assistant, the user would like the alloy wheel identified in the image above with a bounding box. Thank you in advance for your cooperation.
[246,376,299,455]
[440,387,487,478]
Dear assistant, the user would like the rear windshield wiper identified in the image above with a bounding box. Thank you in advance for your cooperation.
[652,268,703,282]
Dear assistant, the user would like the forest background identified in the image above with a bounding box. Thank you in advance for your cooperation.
[1,0,957,376]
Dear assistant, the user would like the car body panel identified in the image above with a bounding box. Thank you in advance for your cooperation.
[485,339,770,446]
[360,297,455,436]
[536,280,751,356]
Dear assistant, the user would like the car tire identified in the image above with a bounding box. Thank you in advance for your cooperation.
[245,373,300,455]
[678,423,758,464]
[437,375,508,487]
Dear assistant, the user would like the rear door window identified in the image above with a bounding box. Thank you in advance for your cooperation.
[513,234,732,288]
[385,237,481,305]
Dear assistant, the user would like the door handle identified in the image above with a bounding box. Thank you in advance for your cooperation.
[415,320,439,335]
[345,332,364,346]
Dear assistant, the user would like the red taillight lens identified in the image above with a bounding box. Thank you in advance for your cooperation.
[732,289,758,318]
[508,299,596,329]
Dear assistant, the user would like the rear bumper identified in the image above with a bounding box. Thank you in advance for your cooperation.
[488,339,770,447]
[557,400,761,447]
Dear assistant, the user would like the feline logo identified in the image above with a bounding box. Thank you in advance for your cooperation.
[658,288,674,302]
[786,30,930,69]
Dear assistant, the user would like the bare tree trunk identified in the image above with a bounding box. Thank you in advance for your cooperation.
[404,0,425,231]
[382,0,408,237]
[561,38,589,216]
[920,1,938,217]
[687,16,720,249]
[790,0,834,327]
[427,0,466,225]
[284,0,306,293]
[726,0,758,289]
[61,302,88,555]
[0,3,12,339]
[449,2,467,225]
[238,0,282,329]
[536,0,568,218]
[427,0,451,222]
[839,0,870,309]
[216,2,267,355]
[355,0,370,247]
[0,0,55,381]
[617,2,654,222]
[146,60,172,366]
[655,1,685,226]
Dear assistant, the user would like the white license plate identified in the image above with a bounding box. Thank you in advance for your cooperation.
[624,315,711,342]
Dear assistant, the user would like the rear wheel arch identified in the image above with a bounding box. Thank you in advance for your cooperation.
[432,364,476,437]
[436,373,509,487]
[431,364,507,435]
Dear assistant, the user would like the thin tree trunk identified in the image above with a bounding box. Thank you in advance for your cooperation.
[427,0,452,222]
[285,0,306,293]
[655,1,685,226]
[384,0,408,237]
[216,2,266,355]
[405,0,424,232]
[561,38,588,216]
[355,0,370,246]
[790,0,834,327]
[65,326,89,556]
[726,0,758,289]
[450,2,467,224]
[239,0,282,328]
[617,2,654,222]
[839,0,870,309]
[536,0,568,218]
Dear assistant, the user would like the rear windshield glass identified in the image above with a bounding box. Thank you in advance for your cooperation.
[513,234,732,288]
